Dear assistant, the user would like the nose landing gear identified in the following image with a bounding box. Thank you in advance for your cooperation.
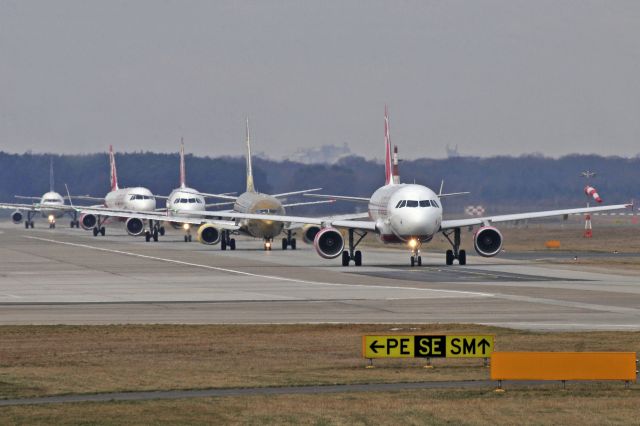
[263,238,272,251]
[409,241,422,267]
[442,227,467,265]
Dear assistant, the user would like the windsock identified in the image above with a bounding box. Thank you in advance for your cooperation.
[584,185,602,203]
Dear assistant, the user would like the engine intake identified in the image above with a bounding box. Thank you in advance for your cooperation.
[314,227,344,259]
[125,217,145,236]
[81,213,97,230]
[197,224,221,245]
[11,210,23,224]
[302,225,321,245]
[473,226,503,257]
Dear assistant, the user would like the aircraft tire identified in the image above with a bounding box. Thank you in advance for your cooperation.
[354,250,362,266]
[25,221,29,229]
[291,238,296,250]
[93,227,99,237]
[282,238,288,250]
[30,221,35,228]
[188,234,193,242]
[184,235,188,242]
[445,250,454,265]
[411,256,415,267]
[100,227,106,236]
[341,251,350,267]
[221,239,227,250]
[229,239,235,250]
[458,250,467,266]
[159,226,165,236]
[417,256,422,266]
[152,230,159,242]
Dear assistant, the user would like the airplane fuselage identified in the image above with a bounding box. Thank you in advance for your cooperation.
[233,192,285,239]
[104,187,156,212]
[38,191,66,220]
[166,187,206,215]
[368,183,442,243]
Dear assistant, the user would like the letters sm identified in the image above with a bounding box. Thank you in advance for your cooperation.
[362,335,494,359]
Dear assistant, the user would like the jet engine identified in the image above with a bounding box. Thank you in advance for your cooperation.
[473,226,503,257]
[314,227,344,259]
[197,224,221,245]
[302,224,321,244]
[11,210,23,224]
[80,213,97,230]
[125,217,145,236]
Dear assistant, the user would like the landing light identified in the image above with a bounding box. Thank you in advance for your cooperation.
[408,238,417,248]
[265,241,272,248]
[48,215,55,223]
[183,223,190,230]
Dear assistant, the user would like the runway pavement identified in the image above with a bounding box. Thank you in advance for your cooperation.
[0,221,639,330]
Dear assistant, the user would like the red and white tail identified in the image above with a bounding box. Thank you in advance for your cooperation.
[109,145,119,191]
[384,105,393,186]
[179,138,186,189]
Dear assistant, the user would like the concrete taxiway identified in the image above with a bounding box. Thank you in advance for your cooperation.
[0,222,639,330]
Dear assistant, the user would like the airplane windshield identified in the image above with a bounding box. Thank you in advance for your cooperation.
[419,200,430,207]
[406,200,419,207]
[431,200,439,208]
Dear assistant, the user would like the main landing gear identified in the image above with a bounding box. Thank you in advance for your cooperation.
[221,230,236,250]
[282,230,297,250]
[24,211,35,229]
[442,227,467,266]
[342,229,366,266]
[70,211,80,228]
[92,216,107,237]
[144,219,165,242]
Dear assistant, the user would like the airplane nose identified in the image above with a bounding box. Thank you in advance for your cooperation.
[391,209,438,237]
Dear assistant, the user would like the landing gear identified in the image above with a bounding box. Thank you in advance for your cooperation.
[341,229,366,266]
[70,212,79,228]
[24,212,35,229]
[91,216,107,237]
[184,234,192,242]
[159,226,165,236]
[281,230,297,250]
[263,238,272,251]
[443,227,467,265]
[220,231,236,250]
[409,239,422,267]
[49,222,56,229]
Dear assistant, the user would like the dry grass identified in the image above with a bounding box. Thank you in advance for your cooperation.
[2,387,640,425]
[0,324,638,401]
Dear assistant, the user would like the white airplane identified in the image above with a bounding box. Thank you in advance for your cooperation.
[68,109,631,265]
[0,159,80,229]
[74,146,160,239]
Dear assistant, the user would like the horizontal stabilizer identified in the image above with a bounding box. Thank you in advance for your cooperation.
[304,193,370,203]
[272,188,323,198]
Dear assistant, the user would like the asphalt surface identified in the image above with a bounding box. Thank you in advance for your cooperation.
[0,221,639,330]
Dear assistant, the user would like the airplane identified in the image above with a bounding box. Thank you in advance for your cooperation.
[0,158,80,229]
[74,146,161,240]
[68,119,339,250]
[66,109,631,265]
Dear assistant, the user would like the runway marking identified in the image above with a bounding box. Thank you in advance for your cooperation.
[23,236,493,298]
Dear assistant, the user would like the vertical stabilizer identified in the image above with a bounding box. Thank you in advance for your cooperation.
[179,138,186,189]
[109,145,119,191]
[49,157,55,192]
[245,117,255,192]
[384,105,393,185]
[392,146,400,184]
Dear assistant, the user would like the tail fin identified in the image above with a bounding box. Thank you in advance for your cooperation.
[392,146,400,184]
[49,157,55,192]
[179,138,186,189]
[384,105,393,185]
[245,117,255,192]
[109,145,119,191]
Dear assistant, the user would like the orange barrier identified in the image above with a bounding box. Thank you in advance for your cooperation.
[544,240,561,249]
[491,352,637,381]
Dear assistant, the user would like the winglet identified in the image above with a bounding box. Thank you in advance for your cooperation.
[109,145,119,191]
[245,117,255,193]
[384,105,393,186]
[179,138,186,189]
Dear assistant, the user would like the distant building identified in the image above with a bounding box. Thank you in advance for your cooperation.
[288,143,353,164]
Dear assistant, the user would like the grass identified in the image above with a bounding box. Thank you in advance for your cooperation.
[2,387,640,425]
[0,324,638,400]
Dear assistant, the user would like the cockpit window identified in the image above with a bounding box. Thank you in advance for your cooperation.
[395,200,403,208]
[419,200,430,207]
[406,200,419,207]
[398,200,406,208]
[430,200,439,208]
[188,198,196,203]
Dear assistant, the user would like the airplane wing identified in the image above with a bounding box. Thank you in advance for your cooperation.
[440,203,632,230]
[194,192,238,201]
[205,201,235,208]
[281,200,335,208]
[73,206,239,229]
[303,193,370,203]
[68,195,106,203]
[14,196,41,201]
[271,188,322,198]
[0,202,75,212]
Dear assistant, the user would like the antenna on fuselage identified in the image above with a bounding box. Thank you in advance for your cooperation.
[245,117,255,193]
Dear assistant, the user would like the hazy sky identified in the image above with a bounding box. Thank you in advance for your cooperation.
[1,0,639,160]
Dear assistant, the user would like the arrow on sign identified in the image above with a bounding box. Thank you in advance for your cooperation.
[478,338,491,354]
[369,340,385,354]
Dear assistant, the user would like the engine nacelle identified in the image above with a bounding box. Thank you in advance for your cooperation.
[11,210,23,224]
[80,213,97,230]
[302,224,321,245]
[125,217,145,236]
[197,224,221,245]
[314,227,344,259]
[473,226,503,257]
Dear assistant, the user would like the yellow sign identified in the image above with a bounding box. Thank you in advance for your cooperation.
[362,335,494,359]
[491,352,637,381]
